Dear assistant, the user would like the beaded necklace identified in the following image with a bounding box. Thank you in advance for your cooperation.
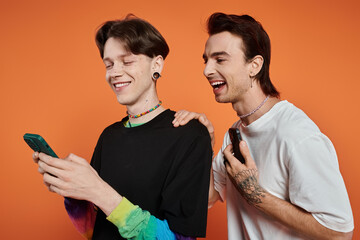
[127,101,162,119]
[237,96,269,119]
[238,96,269,127]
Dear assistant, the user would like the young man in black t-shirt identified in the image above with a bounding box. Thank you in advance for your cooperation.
[32,15,212,239]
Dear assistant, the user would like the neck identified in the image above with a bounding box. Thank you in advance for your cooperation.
[126,98,165,124]
[232,91,280,126]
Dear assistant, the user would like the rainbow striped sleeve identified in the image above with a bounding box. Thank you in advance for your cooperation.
[107,197,196,240]
[64,198,97,240]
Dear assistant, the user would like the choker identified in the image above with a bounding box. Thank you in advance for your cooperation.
[127,101,162,119]
[238,96,269,119]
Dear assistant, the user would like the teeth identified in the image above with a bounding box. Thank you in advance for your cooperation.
[211,81,225,86]
[114,82,130,88]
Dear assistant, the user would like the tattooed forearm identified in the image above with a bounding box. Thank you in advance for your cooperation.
[233,169,266,205]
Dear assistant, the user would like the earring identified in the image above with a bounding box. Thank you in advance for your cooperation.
[152,72,161,80]
[249,73,253,88]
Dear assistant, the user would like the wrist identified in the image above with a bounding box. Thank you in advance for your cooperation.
[91,179,123,216]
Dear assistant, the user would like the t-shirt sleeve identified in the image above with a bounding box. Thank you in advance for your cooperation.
[288,133,354,232]
[158,123,213,237]
[212,130,232,202]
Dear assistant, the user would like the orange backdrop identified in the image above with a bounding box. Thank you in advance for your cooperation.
[1,0,359,239]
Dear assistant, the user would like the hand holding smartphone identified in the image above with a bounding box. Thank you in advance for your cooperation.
[23,133,58,158]
[228,128,245,164]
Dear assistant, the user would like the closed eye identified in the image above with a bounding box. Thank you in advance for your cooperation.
[216,58,226,63]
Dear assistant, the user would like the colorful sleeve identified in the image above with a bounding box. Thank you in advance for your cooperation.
[64,197,97,240]
[107,197,195,240]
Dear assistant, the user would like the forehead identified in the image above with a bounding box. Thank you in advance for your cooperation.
[103,37,130,58]
[204,31,244,56]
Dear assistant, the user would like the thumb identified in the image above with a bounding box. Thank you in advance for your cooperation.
[239,141,254,167]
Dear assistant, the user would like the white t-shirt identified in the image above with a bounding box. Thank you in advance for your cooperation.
[213,100,354,240]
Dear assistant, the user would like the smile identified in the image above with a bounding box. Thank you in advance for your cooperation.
[114,82,131,88]
[112,81,131,92]
[210,80,226,89]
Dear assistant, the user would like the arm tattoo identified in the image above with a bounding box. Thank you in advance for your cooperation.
[233,169,266,205]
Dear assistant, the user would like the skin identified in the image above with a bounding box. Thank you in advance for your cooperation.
[33,37,166,216]
[103,37,165,124]
[172,31,353,239]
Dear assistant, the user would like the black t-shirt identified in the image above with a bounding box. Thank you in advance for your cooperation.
[91,110,212,239]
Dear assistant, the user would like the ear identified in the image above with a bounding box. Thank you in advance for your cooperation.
[249,55,263,77]
[151,55,164,75]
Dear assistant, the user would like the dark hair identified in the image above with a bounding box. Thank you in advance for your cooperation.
[207,13,279,97]
[95,14,169,60]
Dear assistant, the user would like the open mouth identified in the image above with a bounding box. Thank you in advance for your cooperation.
[113,81,131,90]
[210,80,226,90]
[114,82,130,88]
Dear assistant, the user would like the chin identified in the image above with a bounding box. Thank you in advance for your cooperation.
[215,96,231,104]
[116,96,133,106]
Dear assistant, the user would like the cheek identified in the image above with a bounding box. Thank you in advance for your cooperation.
[105,72,112,84]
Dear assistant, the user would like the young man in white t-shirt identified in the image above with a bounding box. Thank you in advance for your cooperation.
[174,12,354,240]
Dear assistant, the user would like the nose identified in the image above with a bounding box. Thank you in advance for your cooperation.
[203,61,215,78]
[109,62,124,79]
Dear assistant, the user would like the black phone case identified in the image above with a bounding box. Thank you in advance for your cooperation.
[228,128,245,164]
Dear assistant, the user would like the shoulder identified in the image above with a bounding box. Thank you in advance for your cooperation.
[275,101,321,140]
[97,120,125,139]
[166,110,211,138]
[272,101,336,156]
[177,120,211,145]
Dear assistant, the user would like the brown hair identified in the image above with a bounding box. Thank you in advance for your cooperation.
[207,12,279,97]
[95,14,169,60]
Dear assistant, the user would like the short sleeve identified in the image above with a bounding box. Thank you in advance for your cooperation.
[288,133,354,232]
[159,125,212,237]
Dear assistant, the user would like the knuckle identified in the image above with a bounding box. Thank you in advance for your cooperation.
[47,157,54,165]
[65,153,72,160]
[43,172,49,180]
[62,174,71,183]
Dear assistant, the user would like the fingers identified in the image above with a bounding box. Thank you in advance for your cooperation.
[198,114,215,148]
[43,172,65,194]
[238,141,255,168]
[64,153,88,165]
[173,110,215,148]
[223,140,257,175]
[38,165,46,174]
[33,152,39,163]
[38,160,64,178]
[38,152,88,169]
[64,153,97,174]
[173,110,199,127]
[38,152,62,167]
[224,144,238,166]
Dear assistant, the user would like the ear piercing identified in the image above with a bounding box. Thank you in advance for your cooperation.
[152,72,161,80]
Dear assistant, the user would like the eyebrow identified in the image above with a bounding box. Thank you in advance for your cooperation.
[202,51,230,60]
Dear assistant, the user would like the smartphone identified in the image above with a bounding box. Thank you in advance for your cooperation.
[23,133,58,158]
[228,128,245,164]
